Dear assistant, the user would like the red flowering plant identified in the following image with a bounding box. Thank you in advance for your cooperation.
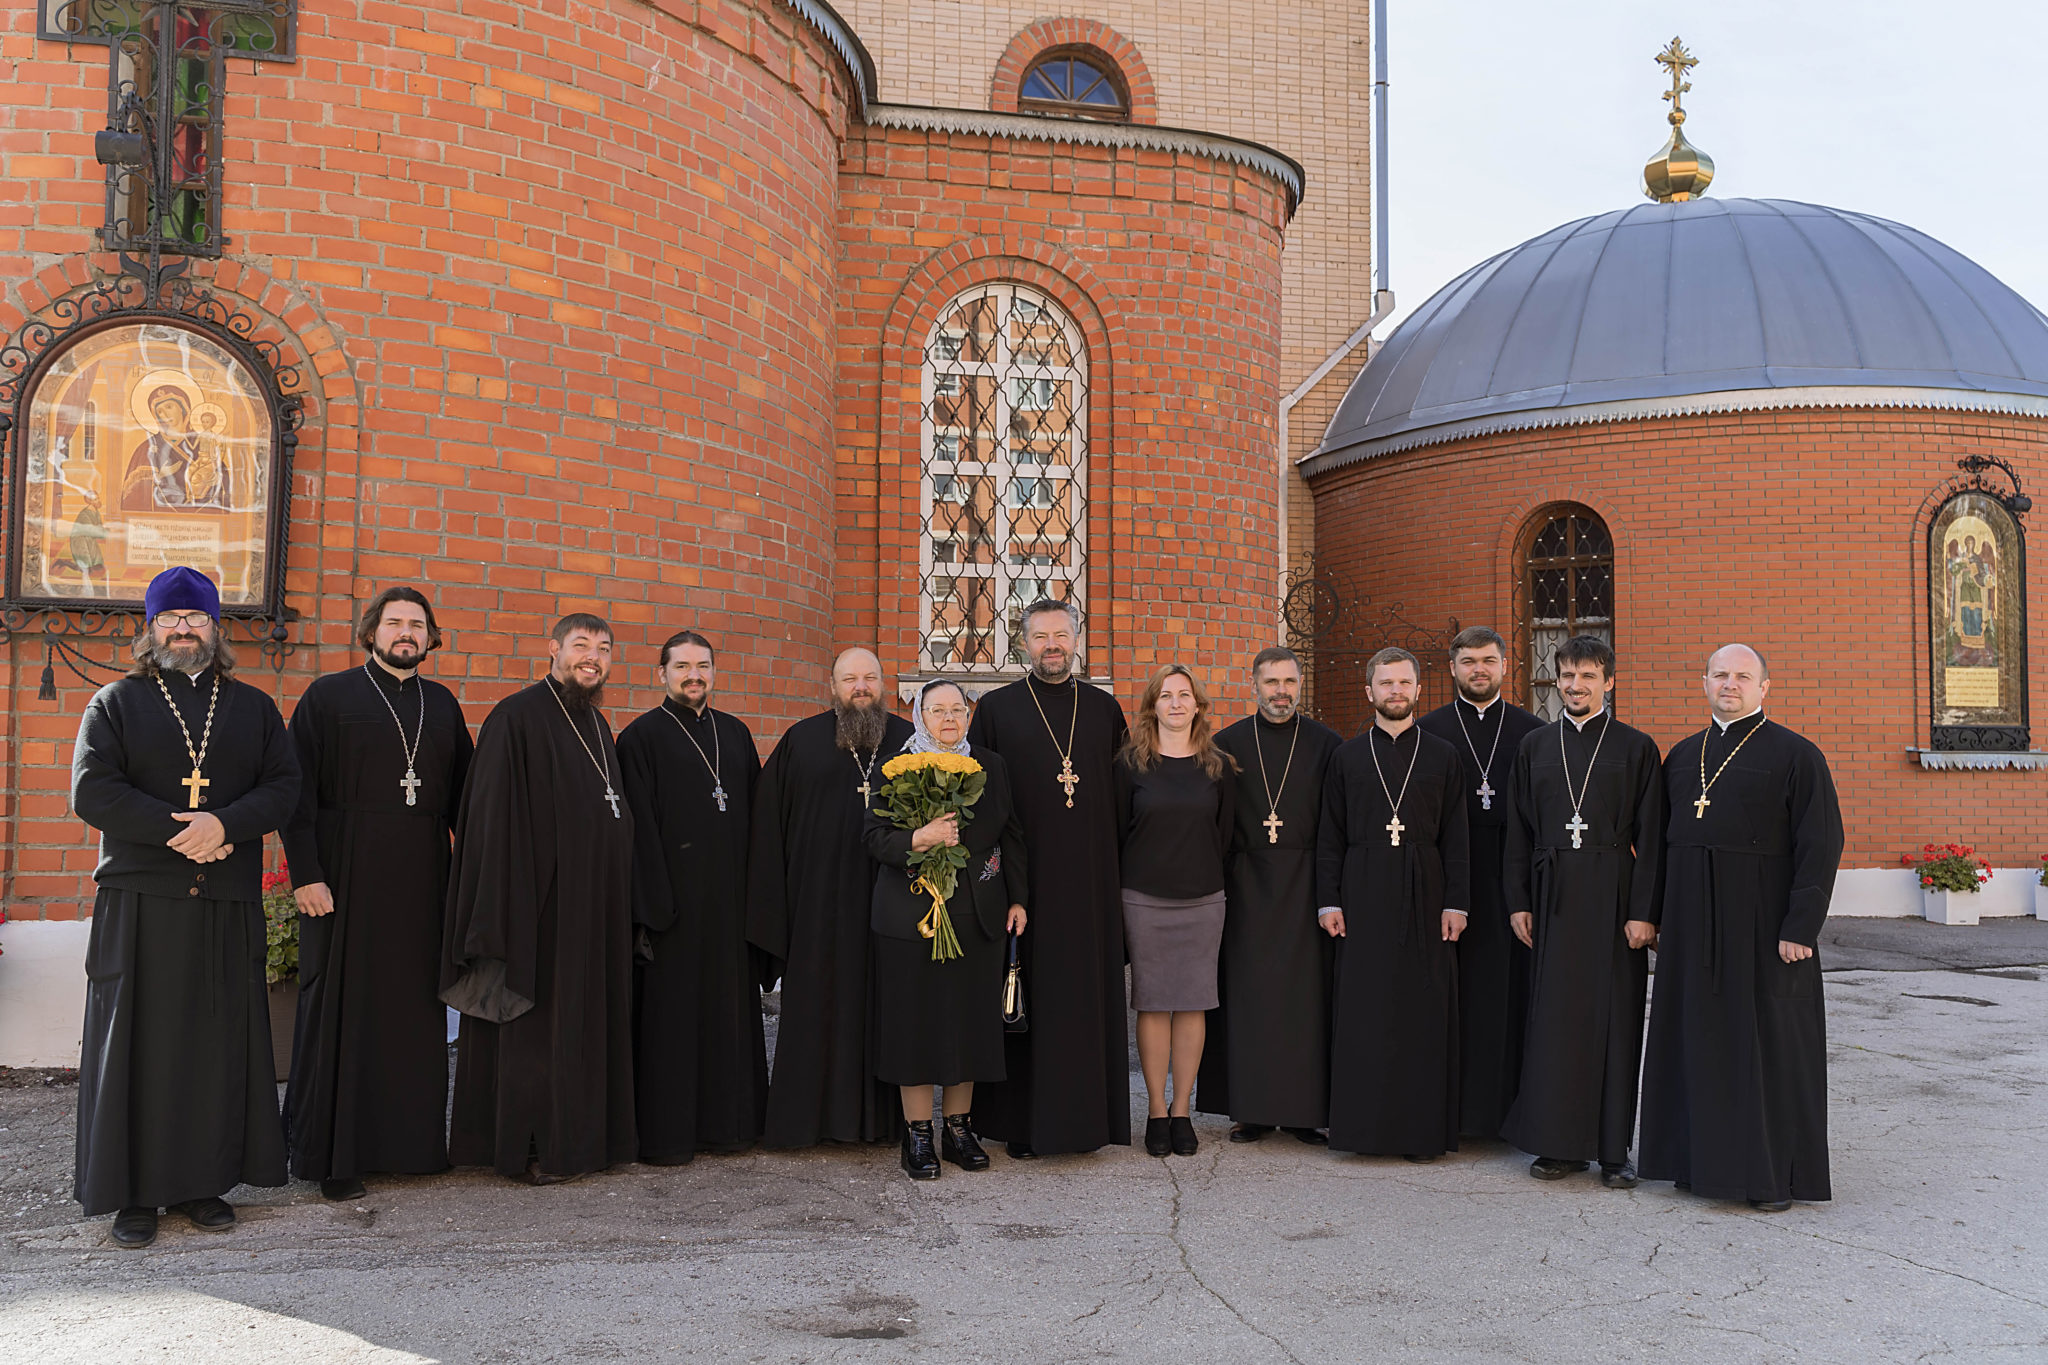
[262,863,299,985]
[2038,854,2047,889]
[1902,844,1992,894]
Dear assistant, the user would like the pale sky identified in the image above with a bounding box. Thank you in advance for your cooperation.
[1378,0,2048,335]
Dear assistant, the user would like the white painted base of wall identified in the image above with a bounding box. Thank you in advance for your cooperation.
[0,919,87,1068]
[1830,868,2042,919]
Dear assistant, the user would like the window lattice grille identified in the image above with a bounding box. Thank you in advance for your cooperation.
[1523,507,1615,721]
[920,284,1088,673]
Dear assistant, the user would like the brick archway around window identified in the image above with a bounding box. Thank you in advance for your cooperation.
[990,18,1158,124]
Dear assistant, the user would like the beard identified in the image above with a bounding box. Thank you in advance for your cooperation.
[1373,696,1415,721]
[1258,698,1298,723]
[373,641,424,671]
[1456,678,1502,705]
[834,697,889,752]
[143,631,224,674]
[555,673,605,713]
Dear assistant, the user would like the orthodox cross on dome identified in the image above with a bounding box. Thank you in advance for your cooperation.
[1643,36,1715,204]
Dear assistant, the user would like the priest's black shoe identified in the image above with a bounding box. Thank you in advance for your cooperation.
[1403,1154,1438,1164]
[1229,1123,1271,1144]
[1284,1127,1328,1146]
[1144,1117,1172,1157]
[321,1176,368,1202]
[110,1207,157,1249]
[522,1159,578,1187]
[941,1114,990,1171]
[1529,1157,1588,1181]
[1599,1163,1638,1190]
[1169,1116,1198,1156]
[902,1120,941,1180]
[1749,1198,1792,1213]
[169,1196,236,1229]
[1004,1141,1037,1160]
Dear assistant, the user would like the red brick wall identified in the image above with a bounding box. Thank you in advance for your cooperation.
[833,121,1289,711]
[1,0,861,919]
[1308,408,2048,866]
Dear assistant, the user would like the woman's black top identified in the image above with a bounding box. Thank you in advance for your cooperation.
[1114,750,1235,899]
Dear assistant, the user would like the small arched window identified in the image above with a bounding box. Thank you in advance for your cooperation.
[920,284,1089,672]
[1018,48,1130,121]
[1520,505,1615,720]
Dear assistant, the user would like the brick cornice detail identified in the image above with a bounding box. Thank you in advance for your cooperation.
[990,17,1158,125]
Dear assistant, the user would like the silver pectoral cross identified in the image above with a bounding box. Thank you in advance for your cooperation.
[1385,812,1405,847]
[713,784,728,813]
[1477,777,1495,811]
[400,768,421,807]
[1565,812,1589,850]
[605,786,622,819]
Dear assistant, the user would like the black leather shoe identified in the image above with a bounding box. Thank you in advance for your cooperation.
[1529,1157,1588,1181]
[321,1176,368,1202]
[1749,1198,1792,1213]
[1229,1123,1271,1144]
[1283,1127,1329,1146]
[169,1196,235,1229]
[1144,1117,1172,1157]
[1403,1153,1438,1164]
[110,1207,157,1249]
[1169,1116,1198,1156]
[941,1114,990,1171]
[1005,1141,1037,1160]
[902,1120,940,1180]
[1600,1163,1638,1190]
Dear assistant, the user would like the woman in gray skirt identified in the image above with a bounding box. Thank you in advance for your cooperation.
[1115,664,1236,1157]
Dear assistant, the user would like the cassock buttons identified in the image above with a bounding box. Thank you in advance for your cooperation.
[188,886,199,897]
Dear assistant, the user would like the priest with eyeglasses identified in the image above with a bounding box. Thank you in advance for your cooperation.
[70,566,301,1249]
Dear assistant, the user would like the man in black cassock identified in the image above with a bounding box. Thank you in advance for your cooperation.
[1196,645,1340,1144]
[746,647,911,1147]
[70,566,300,1249]
[1417,626,1541,1139]
[1498,635,1663,1187]
[1639,644,1843,1212]
[619,629,768,1161]
[441,613,636,1184]
[282,586,471,1203]
[1317,647,1469,1160]
[967,599,1131,1158]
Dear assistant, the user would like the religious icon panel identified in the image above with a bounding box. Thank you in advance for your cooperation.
[9,319,281,610]
[1928,490,2028,747]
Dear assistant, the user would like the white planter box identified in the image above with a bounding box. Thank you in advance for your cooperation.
[2036,883,2048,921]
[1922,889,1982,926]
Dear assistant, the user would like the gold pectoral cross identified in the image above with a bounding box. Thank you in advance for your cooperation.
[1262,810,1284,844]
[181,766,210,808]
[858,780,873,803]
[1057,757,1078,809]
[1385,812,1405,847]
[1693,792,1711,819]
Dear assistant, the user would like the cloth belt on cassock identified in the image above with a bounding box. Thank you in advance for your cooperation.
[324,801,442,819]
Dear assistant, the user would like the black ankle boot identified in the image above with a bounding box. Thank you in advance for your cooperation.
[941,1114,990,1171]
[901,1120,940,1180]
[1169,1115,1198,1156]
[1145,1116,1172,1157]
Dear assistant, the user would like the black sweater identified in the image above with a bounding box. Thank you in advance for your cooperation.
[1115,751,1235,899]
[71,668,300,901]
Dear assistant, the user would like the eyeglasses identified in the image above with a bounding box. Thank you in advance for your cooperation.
[924,707,972,720]
[153,611,213,630]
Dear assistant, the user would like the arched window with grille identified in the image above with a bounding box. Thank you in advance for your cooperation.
[920,284,1089,673]
[1018,48,1131,121]
[1520,505,1615,720]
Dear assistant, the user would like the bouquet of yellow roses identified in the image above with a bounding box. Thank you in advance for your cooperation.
[873,750,987,961]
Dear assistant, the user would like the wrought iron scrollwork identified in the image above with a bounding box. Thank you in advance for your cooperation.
[1280,559,1459,723]
[41,0,295,62]
[1,607,296,695]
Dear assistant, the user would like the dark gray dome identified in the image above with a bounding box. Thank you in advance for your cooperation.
[1306,197,2048,471]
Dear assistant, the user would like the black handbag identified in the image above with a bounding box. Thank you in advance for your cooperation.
[1002,930,1028,1033]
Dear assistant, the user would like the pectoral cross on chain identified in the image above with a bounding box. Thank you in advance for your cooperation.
[713,784,728,813]
[1262,810,1284,844]
[1565,812,1589,850]
[605,786,621,819]
[181,766,210,808]
[857,779,873,804]
[1057,757,1078,809]
[399,768,421,807]
[1385,812,1405,847]
[1476,777,1495,811]
[1692,792,1711,820]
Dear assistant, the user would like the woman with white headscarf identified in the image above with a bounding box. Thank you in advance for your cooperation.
[863,680,1029,1181]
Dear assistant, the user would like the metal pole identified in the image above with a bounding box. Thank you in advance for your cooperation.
[1374,0,1390,296]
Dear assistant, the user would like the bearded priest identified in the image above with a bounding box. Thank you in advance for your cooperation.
[441,614,637,1184]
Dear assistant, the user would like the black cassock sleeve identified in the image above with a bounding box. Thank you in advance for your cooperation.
[1113,754,1136,846]
[989,754,1029,907]
[440,704,544,1023]
[210,693,300,849]
[281,683,329,887]
[1213,762,1236,858]
[1315,755,1348,910]
[1626,738,1668,925]
[71,690,183,847]
[617,723,674,933]
[444,696,475,827]
[1436,745,1471,912]
[1501,741,1537,918]
[744,731,797,964]
[1779,740,1845,948]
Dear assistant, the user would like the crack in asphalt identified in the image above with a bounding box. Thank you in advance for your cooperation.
[1161,1150,1307,1365]
[1758,1222,2048,1313]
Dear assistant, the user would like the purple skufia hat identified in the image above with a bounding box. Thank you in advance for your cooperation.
[143,566,221,621]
